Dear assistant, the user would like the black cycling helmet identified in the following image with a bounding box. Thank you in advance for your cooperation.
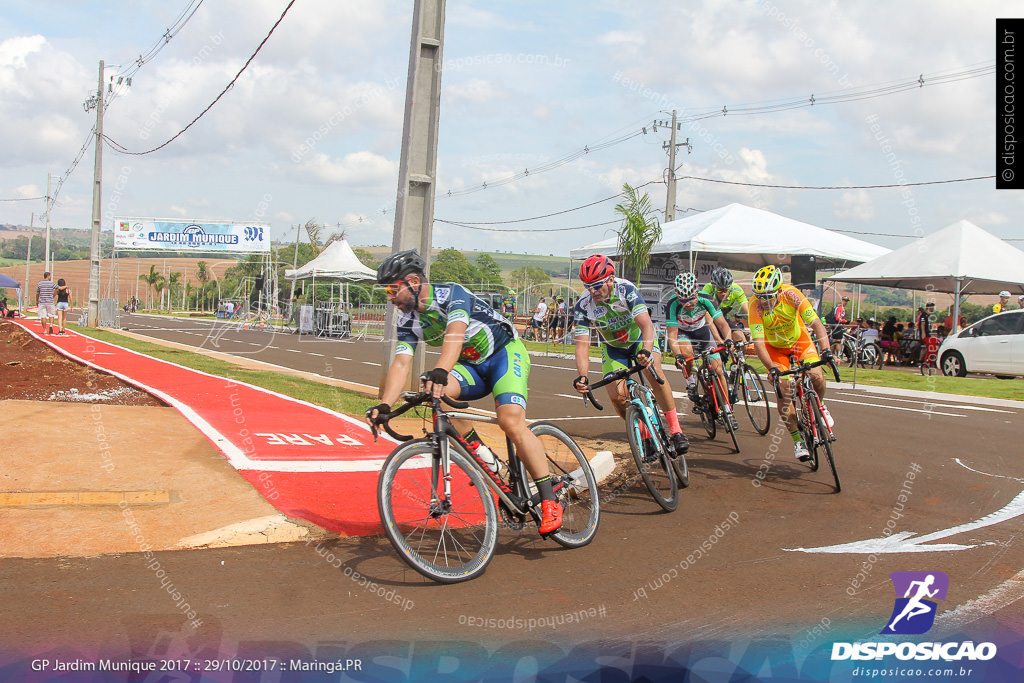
[710,266,733,289]
[376,249,426,284]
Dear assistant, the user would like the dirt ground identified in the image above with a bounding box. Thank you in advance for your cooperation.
[0,321,162,405]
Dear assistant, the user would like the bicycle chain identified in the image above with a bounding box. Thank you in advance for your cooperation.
[498,501,526,531]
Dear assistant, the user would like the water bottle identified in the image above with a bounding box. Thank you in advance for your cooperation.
[470,441,500,474]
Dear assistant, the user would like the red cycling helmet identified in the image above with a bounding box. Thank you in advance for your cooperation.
[579,254,616,284]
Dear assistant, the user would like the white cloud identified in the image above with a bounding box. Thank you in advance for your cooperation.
[834,190,875,222]
[598,31,645,47]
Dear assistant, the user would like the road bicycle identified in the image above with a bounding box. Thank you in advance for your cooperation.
[584,360,688,512]
[771,355,842,493]
[724,341,771,435]
[838,329,880,368]
[373,390,600,583]
[685,344,740,454]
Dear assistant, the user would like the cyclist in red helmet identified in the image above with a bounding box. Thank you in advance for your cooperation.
[571,254,690,455]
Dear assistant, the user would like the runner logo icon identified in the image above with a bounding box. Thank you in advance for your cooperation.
[881,571,948,635]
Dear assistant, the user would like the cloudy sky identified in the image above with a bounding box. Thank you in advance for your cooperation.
[0,0,1018,257]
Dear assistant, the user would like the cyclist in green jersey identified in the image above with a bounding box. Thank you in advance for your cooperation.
[570,254,690,455]
[700,267,749,345]
[666,271,739,430]
[365,250,562,535]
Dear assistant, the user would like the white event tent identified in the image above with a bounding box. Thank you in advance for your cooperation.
[284,238,376,281]
[826,220,1024,330]
[569,203,890,271]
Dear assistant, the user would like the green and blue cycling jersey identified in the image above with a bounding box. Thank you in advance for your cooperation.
[395,283,528,408]
[573,278,660,376]
[666,294,723,358]
[699,282,748,317]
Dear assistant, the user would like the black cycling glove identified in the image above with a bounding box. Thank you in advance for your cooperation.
[366,402,390,422]
[635,349,652,366]
[421,368,449,388]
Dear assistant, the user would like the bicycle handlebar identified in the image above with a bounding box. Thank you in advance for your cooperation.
[580,358,665,411]
[770,355,841,388]
[370,392,471,442]
[682,342,731,366]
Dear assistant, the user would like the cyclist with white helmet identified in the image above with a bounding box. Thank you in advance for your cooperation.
[665,271,740,431]
[700,266,750,345]
[747,264,834,462]
[994,291,1011,314]
[570,254,690,455]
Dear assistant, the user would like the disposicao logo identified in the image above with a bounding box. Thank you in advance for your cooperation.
[882,571,948,635]
[831,571,997,662]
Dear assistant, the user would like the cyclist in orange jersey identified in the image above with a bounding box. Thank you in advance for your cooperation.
[747,265,834,462]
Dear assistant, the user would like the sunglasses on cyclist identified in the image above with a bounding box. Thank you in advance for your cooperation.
[678,295,697,303]
[754,291,778,300]
[584,278,610,291]
[716,288,730,293]
[383,279,408,296]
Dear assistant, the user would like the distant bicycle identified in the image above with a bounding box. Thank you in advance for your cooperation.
[725,340,771,435]
[584,359,689,512]
[838,329,880,368]
[686,344,740,454]
[771,354,842,492]
[373,390,600,583]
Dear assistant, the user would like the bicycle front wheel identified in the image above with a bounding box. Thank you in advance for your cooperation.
[695,374,717,439]
[810,401,841,492]
[739,366,771,436]
[714,379,740,453]
[625,405,678,512]
[377,438,498,583]
[798,400,819,472]
[529,422,600,548]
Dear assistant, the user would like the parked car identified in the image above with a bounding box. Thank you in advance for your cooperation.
[939,309,1024,378]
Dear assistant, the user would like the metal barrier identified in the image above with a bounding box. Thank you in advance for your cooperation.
[99,299,120,328]
[352,304,387,338]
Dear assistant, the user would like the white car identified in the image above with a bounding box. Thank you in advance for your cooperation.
[939,310,1024,378]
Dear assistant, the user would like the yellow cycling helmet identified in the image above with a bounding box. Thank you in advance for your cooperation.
[751,265,784,295]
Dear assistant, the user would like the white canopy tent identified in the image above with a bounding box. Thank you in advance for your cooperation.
[284,238,377,281]
[569,203,890,271]
[826,220,1024,331]
[284,238,376,336]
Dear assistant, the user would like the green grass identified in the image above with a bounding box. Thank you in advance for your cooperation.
[71,325,379,417]
[70,325,1021,406]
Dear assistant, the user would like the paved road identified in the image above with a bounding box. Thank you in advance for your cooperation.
[4,314,1021,677]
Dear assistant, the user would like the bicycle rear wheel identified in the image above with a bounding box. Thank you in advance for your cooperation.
[810,401,841,492]
[738,366,771,435]
[529,422,600,548]
[695,372,717,439]
[377,438,498,583]
[625,405,678,512]
[714,379,740,453]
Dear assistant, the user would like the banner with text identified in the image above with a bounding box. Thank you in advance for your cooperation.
[113,219,271,253]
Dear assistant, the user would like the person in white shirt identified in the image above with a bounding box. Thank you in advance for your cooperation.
[531,297,548,340]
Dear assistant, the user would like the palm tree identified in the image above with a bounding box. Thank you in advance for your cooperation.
[166,271,182,312]
[614,182,662,283]
[196,261,210,311]
[138,265,163,310]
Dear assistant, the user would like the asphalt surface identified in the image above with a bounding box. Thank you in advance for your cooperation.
[3,313,1023,679]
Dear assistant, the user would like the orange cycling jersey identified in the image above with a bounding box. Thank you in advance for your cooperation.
[748,285,820,348]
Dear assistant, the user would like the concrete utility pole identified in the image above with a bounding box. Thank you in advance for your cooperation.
[379,0,447,395]
[86,60,105,327]
[44,175,52,274]
[656,110,691,223]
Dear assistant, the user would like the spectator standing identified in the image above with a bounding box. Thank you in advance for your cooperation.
[532,297,548,341]
[54,277,71,335]
[36,271,57,334]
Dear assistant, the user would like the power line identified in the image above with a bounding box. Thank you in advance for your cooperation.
[436,218,622,233]
[437,180,663,225]
[105,0,298,156]
[679,63,994,123]
[678,175,995,190]
[0,196,46,202]
[833,227,1023,242]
